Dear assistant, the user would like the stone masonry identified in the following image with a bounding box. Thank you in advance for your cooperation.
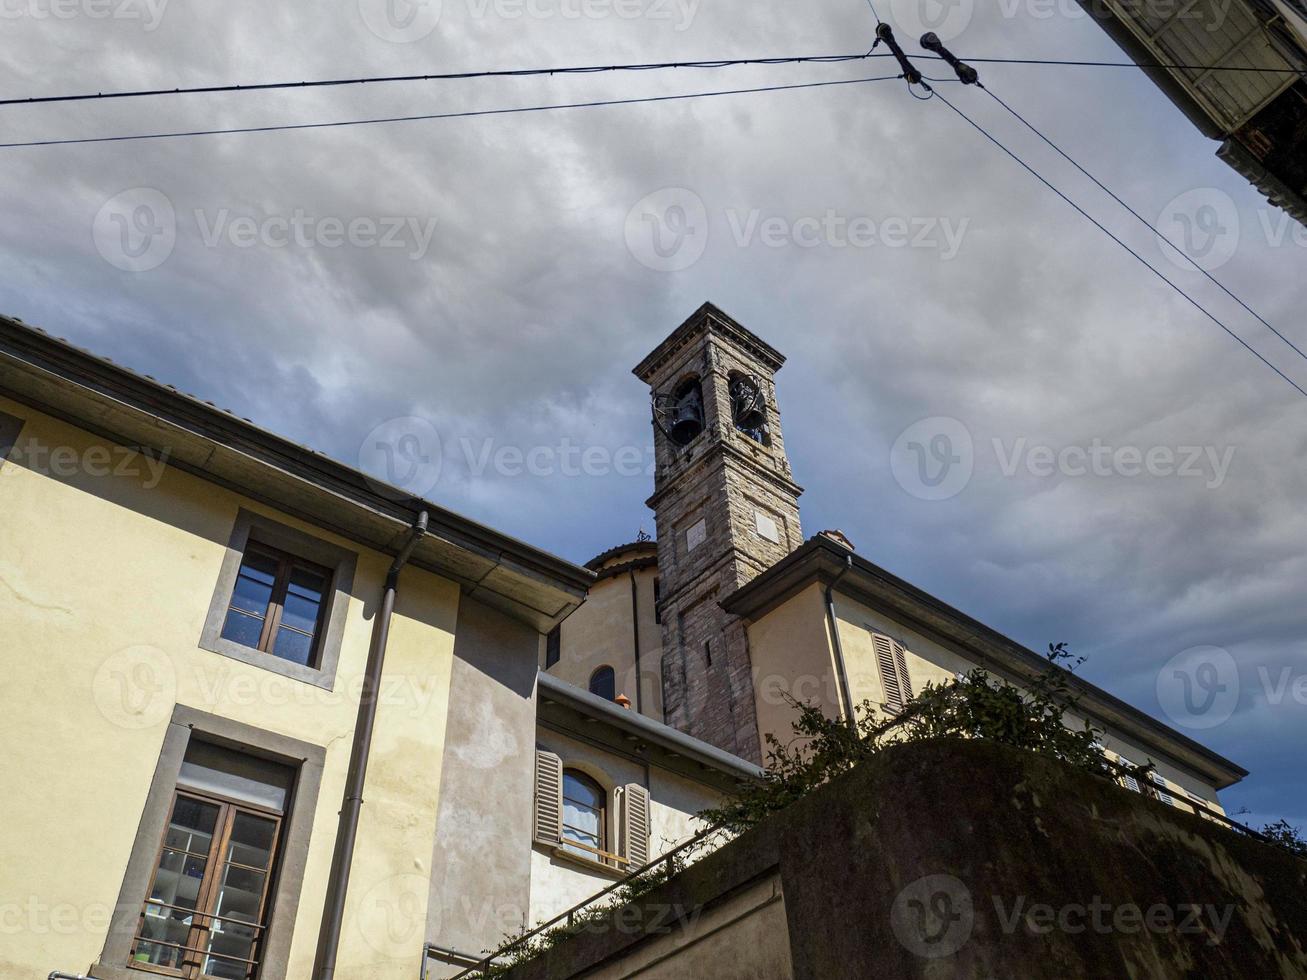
[633,302,803,763]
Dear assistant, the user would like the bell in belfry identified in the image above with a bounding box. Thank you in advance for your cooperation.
[668,383,704,445]
[729,375,767,434]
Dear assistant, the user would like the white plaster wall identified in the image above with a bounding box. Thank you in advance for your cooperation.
[528,729,724,928]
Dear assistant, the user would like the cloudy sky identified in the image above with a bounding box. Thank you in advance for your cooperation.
[4,0,1305,827]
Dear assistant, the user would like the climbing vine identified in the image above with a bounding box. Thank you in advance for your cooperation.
[699,642,1118,833]
[471,643,1304,977]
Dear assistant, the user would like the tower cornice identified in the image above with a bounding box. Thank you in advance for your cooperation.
[633,302,786,383]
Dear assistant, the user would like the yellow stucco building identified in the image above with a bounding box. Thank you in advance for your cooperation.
[0,303,1246,980]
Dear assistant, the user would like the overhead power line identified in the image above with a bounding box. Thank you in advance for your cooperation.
[960,55,1305,75]
[2,51,1302,110]
[931,88,1307,401]
[979,86,1307,370]
[0,74,918,150]
[0,54,882,108]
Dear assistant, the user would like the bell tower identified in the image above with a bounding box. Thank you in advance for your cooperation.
[633,302,803,763]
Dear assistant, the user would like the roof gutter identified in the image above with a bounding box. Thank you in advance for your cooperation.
[0,317,594,625]
[537,671,764,784]
[314,510,428,980]
[723,536,1248,789]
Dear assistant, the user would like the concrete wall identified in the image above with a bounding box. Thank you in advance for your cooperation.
[550,563,663,722]
[0,396,460,980]
[426,596,541,974]
[581,874,791,980]
[497,739,1307,980]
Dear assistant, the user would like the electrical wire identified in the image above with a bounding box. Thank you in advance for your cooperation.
[979,85,1307,368]
[961,55,1305,76]
[930,88,1307,401]
[0,53,885,108]
[2,50,1301,111]
[0,74,915,150]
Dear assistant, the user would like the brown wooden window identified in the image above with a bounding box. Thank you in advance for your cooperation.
[131,790,282,979]
[220,542,330,667]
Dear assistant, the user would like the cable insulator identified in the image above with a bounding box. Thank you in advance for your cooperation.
[920,33,980,85]
[875,23,923,86]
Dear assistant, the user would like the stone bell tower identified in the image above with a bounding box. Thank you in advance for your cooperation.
[633,302,803,763]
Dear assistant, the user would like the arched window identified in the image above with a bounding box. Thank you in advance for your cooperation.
[589,665,616,702]
[561,769,606,860]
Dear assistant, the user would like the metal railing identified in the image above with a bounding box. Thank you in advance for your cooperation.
[439,825,722,980]
[1098,756,1273,844]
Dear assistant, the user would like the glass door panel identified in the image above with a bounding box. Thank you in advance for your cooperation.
[136,795,220,970]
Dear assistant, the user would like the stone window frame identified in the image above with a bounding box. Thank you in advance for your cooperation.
[92,705,325,980]
[200,508,356,691]
[0,408,25,464]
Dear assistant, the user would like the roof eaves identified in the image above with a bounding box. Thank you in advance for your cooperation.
[723,535,1248,789]
[537,671,764,785]
[0,315,595,618]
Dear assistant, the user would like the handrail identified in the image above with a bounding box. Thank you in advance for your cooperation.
[140,899,266,931]
[440,825,722,979]
[1098,755,1272,844]
[551,837,631,867]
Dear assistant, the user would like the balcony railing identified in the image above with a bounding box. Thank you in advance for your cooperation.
[438,826,719,980]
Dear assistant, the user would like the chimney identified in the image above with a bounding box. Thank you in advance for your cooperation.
[819,529,855,551]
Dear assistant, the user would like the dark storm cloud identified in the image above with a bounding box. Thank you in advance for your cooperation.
[2,0,1304,825]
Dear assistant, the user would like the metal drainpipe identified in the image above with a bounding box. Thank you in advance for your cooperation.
[628,568,644,715]
[825,553,856,728]
[314,510,429,980]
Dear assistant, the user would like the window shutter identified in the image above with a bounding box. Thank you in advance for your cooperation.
[533,750,563,845]
[621,783,651,869]
[872,633,904,712]
[1116,756,1141,793]
[892,640,912,701]
[1149,771,1176,806]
